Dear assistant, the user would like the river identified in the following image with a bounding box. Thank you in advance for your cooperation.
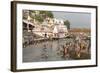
[23,38,90,62]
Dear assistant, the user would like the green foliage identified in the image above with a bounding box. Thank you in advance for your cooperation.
[45,11,54,18]
[64,20,70,29]
[34,15,44,23]
[39,11,54,18]
[23,10,54,23]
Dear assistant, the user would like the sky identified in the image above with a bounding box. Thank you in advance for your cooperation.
[52,11,91,28]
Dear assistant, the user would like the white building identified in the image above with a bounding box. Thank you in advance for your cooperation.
[23,17,68,38]
[52,19,68,38]
[33,18,68,38]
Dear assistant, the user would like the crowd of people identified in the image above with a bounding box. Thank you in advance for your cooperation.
[39,35,91,60]
[57,36,91,60]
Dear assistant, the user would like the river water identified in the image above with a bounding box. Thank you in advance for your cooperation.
[23,38,90,62]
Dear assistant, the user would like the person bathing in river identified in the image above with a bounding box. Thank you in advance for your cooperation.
[62,44,69,59]
[75,43,81,58]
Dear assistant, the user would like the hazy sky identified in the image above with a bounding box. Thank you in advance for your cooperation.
[52,11,91,28]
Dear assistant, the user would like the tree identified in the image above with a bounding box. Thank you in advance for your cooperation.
[23,10,54,24]
[39,11,54,18]
[34,15,44,23]
[45,11,54,18]
[64,20,70,29]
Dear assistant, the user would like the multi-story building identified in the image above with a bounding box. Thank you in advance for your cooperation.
[23,14,68,39]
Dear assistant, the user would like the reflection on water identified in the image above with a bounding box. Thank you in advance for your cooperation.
[23,38,90,62]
